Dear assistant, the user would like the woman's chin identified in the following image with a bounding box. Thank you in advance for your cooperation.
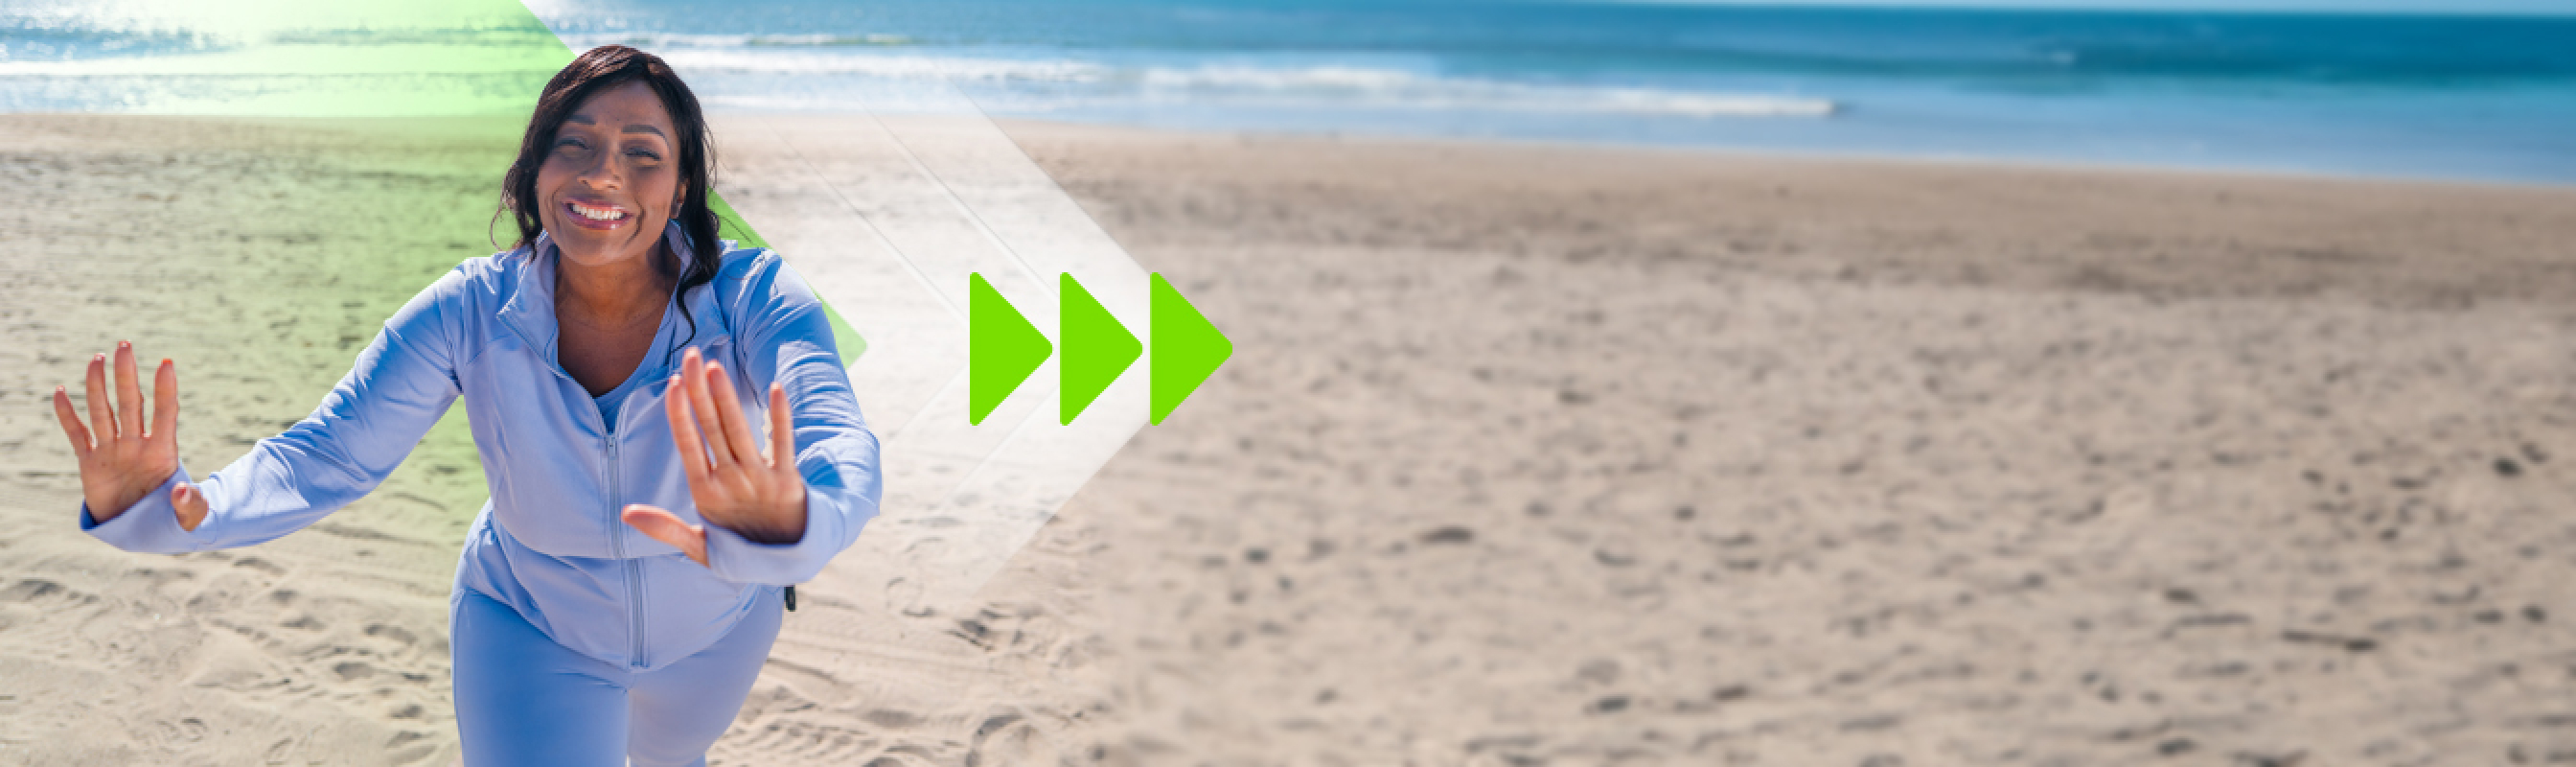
[554,239,649,268]
[548,221,658,264]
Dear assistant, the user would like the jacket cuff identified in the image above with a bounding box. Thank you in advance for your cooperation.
[703,488,862,586]
[78,462,206,554]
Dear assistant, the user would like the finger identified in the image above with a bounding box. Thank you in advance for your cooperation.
[767,383,794,475]
[173,481,210,532]
[621,505,708,568]
[150,358,178,443]
[113,341,144,441]
[84,353,115,443]
[683,352,739,472]
[53,386,93,458]
[664,375,711,481]
[704,362,764,474]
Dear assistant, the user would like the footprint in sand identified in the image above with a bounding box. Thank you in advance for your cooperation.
[232,556,286,576]
[856,744,941,767]
[383,731,439,765]
[967,711,1044,767]
[0,578,76,606]
[330,661,374,682]
[745,720,876,762]
[362,622,417,649]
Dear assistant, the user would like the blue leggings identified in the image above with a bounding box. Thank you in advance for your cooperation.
[449,589,782,766]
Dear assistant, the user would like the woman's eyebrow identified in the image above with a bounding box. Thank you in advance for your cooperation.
[560,114,659,138]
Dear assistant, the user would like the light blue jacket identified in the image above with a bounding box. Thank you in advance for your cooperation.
[80,222,883,671]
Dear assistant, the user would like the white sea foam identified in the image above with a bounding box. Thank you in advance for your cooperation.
[558,32,916,51]
[1126,64,1834,117]
[744,33,915,47]
[0,28,1833,119]
[605,43,1834,118]
[648,49,1113,83]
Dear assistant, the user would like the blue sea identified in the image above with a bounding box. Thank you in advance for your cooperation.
[4,0,2574,182]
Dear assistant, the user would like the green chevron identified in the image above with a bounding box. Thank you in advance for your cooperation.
[970,273,1053,425]
[709,195,865,363]
[1149,273,1230,425]
[1059,273,1141,425]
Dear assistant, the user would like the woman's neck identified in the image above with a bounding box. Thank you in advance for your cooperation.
[555,243,676,326]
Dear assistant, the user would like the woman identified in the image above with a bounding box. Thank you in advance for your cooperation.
[51,46,880,766]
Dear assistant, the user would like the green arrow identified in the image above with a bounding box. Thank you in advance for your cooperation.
[709,195,866,365]
[970,273,1052,425]
[1149,273,1231,425]
[1059,273,1141,425]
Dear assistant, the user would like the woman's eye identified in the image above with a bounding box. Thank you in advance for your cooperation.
[553,137,586,152]
[625,147,661,160]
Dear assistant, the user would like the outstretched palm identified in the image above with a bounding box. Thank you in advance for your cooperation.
[53,341,209,530]
[620,347,809,568]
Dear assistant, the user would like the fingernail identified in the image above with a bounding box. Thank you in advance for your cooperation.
[94,354,104,362]
[161,359,172,366]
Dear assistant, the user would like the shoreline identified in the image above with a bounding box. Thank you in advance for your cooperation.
[915,111,2576,190]
[11,109,2576,191]
[991,117,2576,190]
[981,113,2576,309]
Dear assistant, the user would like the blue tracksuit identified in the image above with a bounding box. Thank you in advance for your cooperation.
[80,221,883,765]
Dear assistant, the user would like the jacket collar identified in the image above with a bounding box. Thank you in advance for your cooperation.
[495,221,731,367]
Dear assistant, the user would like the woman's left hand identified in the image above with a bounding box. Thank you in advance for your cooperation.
[622,347,808,568]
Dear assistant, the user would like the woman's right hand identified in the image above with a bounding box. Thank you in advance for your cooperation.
[52,341,208,530]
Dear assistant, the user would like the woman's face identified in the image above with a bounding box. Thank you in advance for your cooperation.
[536,81,681,270]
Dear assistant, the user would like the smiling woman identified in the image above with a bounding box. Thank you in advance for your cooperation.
[55,45,884,767]
[501,47,722,400]
[530,82,689,401]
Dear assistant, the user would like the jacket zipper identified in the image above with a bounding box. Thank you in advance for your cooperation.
[602,331,698,670]
[610,430,645,669]
[503,315,657,671]
[609,352,681,670]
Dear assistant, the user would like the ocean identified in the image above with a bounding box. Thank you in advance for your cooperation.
[4,0,2574,182]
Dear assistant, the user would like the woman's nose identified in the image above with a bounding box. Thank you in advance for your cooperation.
[577,152,620,189]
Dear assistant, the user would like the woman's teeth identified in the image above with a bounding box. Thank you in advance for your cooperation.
[570,201,625,221]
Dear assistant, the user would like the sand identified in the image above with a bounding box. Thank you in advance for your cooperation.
[4,112,2575,766]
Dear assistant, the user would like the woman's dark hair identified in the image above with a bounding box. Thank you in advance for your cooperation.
[500,44,722,351]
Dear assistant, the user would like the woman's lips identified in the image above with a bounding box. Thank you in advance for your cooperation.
[563,199,630,231]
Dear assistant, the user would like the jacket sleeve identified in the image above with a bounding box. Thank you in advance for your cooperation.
[80,268,469,554]
[701,251,884,586]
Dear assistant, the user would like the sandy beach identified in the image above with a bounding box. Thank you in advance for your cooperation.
[4,112,2575,765]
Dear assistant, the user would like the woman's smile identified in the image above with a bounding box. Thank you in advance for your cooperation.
[563,198,632,230]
